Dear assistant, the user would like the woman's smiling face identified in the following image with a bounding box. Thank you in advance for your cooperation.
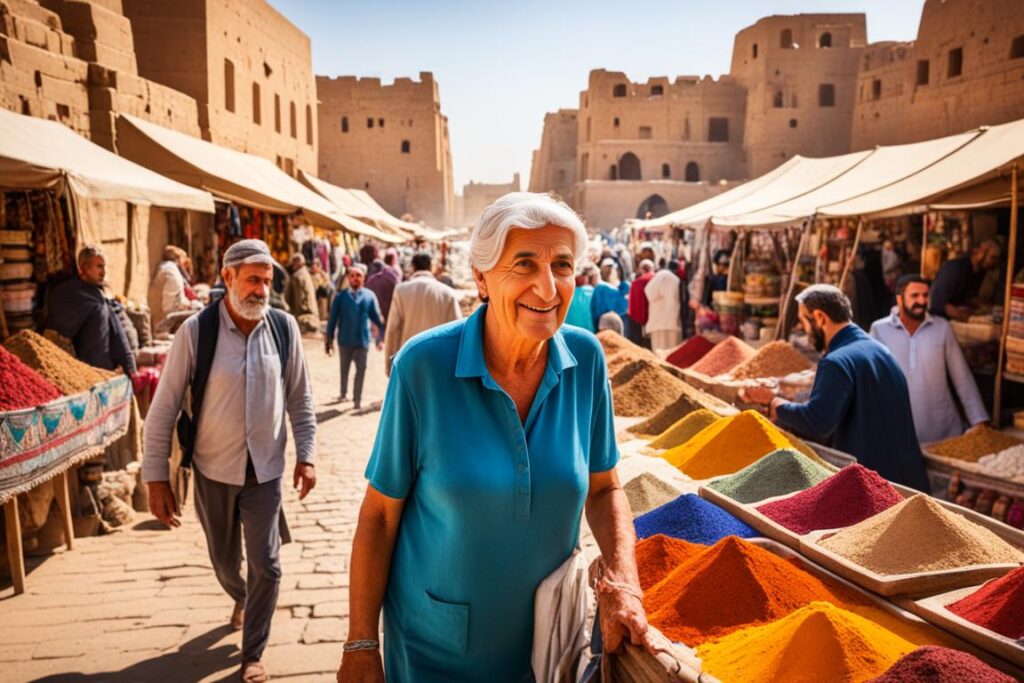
[475,225,577,344]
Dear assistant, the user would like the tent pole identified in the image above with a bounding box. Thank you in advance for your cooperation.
[993,161,1020,427]
[778,220,811,341]
[839,217,864,289]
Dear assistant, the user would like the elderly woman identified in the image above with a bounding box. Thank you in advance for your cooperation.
[337,193,650,682]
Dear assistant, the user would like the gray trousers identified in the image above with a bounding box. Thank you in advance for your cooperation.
[193,464,285,662]
[338,345,368,403]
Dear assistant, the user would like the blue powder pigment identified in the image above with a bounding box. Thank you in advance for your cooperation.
[634,493,758,545]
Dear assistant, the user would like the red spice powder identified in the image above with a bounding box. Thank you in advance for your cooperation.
[635,534,703,591]
[756,464,905,535]
[866,646,1016,683]
[0,346,62,411]
[946,565,1024,639]
[642,535,859,646]
[665,336,715,370]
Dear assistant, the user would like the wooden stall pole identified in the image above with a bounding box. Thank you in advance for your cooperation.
[777,221,812,341]
[53,472,74,551]
[993,162,1020,427]
[838,217,865,290]
[3,497,25,595]
[0,306,8,340]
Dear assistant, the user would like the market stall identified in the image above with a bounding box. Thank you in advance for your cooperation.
[115,114,387,280]
[595,329,1024,681]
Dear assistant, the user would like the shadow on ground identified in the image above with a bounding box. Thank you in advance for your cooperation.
[29,625,240,682]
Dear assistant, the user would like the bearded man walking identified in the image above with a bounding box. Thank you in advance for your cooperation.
[143,239,317,683]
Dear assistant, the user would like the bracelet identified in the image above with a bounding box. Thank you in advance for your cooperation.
[343,639,380,653]
[591,559,644,601]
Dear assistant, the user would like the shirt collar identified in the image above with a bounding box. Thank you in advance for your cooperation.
[888,307,934,332]
[410,271,434,280]
[826,323,861,354]
[455,304,577,379]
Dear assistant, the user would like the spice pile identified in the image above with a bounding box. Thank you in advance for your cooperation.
[643,537,855,646]
[928,425,1022,462]
[978,444,1024,480]
[627,393,703,437]
[624,473,680,516]
[0,346,62,410]
[665,335,714,369]
[611,363,688,417]
[661,410,797,477]
[5,330,116,394]
[947,565,1024,639]
[730,340,814,380]
[697,602,916,683]
[635,534,702,591]
[647,409,718,450]
[634,494,757,544]
[867,646,1016,683]
[689,336,756,377]
[597,329,632,355]
[819,494,1024,574]
[708,449,833,504]
[757,464,905,535]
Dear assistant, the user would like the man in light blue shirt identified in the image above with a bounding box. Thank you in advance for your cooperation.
[326,263,384,409]
[565,264,597,331]
[870,275,988,445]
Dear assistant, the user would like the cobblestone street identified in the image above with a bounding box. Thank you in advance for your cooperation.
[0,338,386,682]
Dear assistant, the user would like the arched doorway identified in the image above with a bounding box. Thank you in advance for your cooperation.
[685,162,700,182]
[637,194,669,219]
[618,152,641,180]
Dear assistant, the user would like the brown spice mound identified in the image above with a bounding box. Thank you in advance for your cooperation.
[4,330,117,394]
[624,473,681,516]
[597,329,635,356]
[731,341,813,380]
[613,364,688,417]
[928,425,1022,462]
[819,494,1024,574]
[690,336,756,377]
[628,393,703,436]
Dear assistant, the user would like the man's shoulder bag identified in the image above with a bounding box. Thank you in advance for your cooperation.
[175,303,292,469]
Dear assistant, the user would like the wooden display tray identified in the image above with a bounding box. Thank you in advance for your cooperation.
[698,485,814,552]
[897,584,1024,669]
[799,528,1020,599]
[756,540,1024,679]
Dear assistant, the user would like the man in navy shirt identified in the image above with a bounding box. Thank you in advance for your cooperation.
[745,284,930,491]
[326,264,384,409]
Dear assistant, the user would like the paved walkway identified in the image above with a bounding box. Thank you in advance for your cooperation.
[0,338,388,682]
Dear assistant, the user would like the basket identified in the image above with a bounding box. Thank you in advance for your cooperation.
[0,230,31,246]
[1,297,34,313]
[0,262,33,281]
[0,247,32,261]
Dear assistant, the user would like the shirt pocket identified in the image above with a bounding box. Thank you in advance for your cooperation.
[420,591,470,655]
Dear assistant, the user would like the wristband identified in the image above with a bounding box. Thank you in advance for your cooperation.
[343,639,380,653]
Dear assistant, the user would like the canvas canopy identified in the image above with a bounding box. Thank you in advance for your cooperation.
[297,173,404,243]
[0,108,213,212]
[116,114,349,228]
[818,117,1024,217]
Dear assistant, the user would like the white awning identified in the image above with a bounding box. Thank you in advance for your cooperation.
[715,131,981,227]
[115,114,349,227]
[0,108,213,212]
[818,117,1024,217]
[297,172,405,243]
[346,189,446,240]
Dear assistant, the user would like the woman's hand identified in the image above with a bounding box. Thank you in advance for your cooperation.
[337,650,384,683]
[598,586,655,655]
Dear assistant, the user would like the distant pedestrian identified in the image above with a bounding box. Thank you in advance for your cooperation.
[285,254,320,334]
[366,257,400,324]
[143,239,317,683]
[326,263,384,409]
[564,264,597,332]
[627,259,655,348]
[645,260,682,352]
[382,251,462,376]
[592,258,628,330]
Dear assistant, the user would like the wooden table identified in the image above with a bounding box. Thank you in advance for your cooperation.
[4,471,74,595]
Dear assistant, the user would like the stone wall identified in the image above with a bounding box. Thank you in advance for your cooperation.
[528,109,577,199]
[123,0,317,173]
[316,72,455,226]
[571,180,738,230]
[457,173,520,228]
[851,0,1024,149]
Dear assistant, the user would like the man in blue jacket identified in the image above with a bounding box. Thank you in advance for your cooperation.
[326,264,384,410]
[745,284,930,491]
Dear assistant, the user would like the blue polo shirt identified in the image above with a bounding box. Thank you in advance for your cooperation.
[775,324,930,491]
[366,305,619,682]
[326,286,383,348]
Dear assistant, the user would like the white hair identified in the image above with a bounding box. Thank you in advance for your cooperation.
[470,192,588,272]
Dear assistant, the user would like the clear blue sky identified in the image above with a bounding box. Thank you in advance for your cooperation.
[270,1,924,191]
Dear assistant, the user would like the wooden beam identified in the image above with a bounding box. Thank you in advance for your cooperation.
[993,162,1020,427]
[53,472,74,551]
[4,497,25,595]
